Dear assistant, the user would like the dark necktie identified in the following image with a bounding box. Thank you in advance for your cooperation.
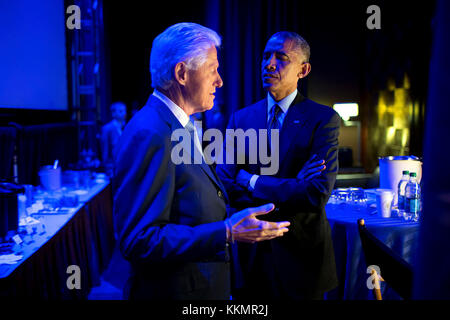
[268,104,282,150]
[185,120,203,163]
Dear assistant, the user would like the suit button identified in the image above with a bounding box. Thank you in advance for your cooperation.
[218,190,224,199]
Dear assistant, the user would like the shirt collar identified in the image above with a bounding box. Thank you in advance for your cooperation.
[267,89,298,115]
[152,89,190,127]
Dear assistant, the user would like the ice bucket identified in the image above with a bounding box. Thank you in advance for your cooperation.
[379,156,422,206]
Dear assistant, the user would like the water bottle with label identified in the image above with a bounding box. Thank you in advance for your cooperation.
[404,172,421,221]
[397,170,409,218]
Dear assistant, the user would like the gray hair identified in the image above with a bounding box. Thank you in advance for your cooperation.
[150,22,221,90]
[269,31,310,63]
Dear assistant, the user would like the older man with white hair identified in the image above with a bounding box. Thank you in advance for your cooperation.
[113,23,290,300]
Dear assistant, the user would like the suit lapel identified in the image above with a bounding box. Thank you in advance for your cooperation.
[246,100,268,174]
[254,99,270,131]
[278,93,308,165]
[199,161,224,192]
[149,95,228,199]
[205,163,229,203]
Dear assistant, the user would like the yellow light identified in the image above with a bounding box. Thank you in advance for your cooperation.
[386,126,396,143]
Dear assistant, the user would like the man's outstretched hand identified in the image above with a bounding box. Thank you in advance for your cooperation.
[225,203,290,243]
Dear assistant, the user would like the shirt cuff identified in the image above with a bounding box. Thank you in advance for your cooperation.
[249,174,259,190]
[224,220,232,243]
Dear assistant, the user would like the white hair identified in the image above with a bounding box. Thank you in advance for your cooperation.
[150,22,221,90]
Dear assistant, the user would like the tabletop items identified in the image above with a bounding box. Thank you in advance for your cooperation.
[26,169,107,216]
[397,170,411,218]
[0,165,109,254]
[330,187,368,206]
[330,184,421,222]
[375,189,394,218]
[383,170,422,222]
[0,182,115,300]
[378,156,422,207]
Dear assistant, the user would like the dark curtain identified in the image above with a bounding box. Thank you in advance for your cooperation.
[360,1,434,171]
[0,127,16,181]
[14,122,78,185]
[204,0,306,130]
[414,0,450,299]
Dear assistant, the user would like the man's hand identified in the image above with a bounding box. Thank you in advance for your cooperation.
[296,154,326,181]
[225,203,290,243]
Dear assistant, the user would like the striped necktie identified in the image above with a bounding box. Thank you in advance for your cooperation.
[268,104,282,150]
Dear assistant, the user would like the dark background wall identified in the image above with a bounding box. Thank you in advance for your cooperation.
[102,1,209,118]
[102,0,435,173]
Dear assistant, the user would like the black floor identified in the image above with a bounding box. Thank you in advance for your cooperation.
[88,244,130,300]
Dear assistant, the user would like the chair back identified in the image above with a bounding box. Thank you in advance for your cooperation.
[357,219,413,300]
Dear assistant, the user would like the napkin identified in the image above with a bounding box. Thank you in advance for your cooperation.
[0,254,23,265]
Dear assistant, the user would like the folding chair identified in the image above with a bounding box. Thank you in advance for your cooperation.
[357,219,414,300]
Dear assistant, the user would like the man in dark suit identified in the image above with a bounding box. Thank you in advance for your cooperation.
[217,31,341,299]
[113,23,290,300]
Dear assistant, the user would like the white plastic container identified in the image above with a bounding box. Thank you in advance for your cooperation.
[375,188,394,218]
[38,165,61,191]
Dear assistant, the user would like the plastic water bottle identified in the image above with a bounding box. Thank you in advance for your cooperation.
[404,172,421,221]
[397,170,409,218]
[17,194,28,225]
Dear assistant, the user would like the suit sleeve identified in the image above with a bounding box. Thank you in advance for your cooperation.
[114,129,227,265]
[216,112,255,209]
[252,112,341,212]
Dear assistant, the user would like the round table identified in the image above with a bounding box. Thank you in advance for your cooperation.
[325,192,420,300]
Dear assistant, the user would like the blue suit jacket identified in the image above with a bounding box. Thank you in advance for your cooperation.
[113,95,230,299]
[217,92,340,296]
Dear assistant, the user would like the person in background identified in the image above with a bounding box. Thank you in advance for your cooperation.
[101,101,127,176]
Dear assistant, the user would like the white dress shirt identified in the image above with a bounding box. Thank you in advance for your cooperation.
[249,89,298,189]
[266,88,297,126]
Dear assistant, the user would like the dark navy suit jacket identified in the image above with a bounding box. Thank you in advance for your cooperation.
[217,92,340,297]
[113,95,230,299]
